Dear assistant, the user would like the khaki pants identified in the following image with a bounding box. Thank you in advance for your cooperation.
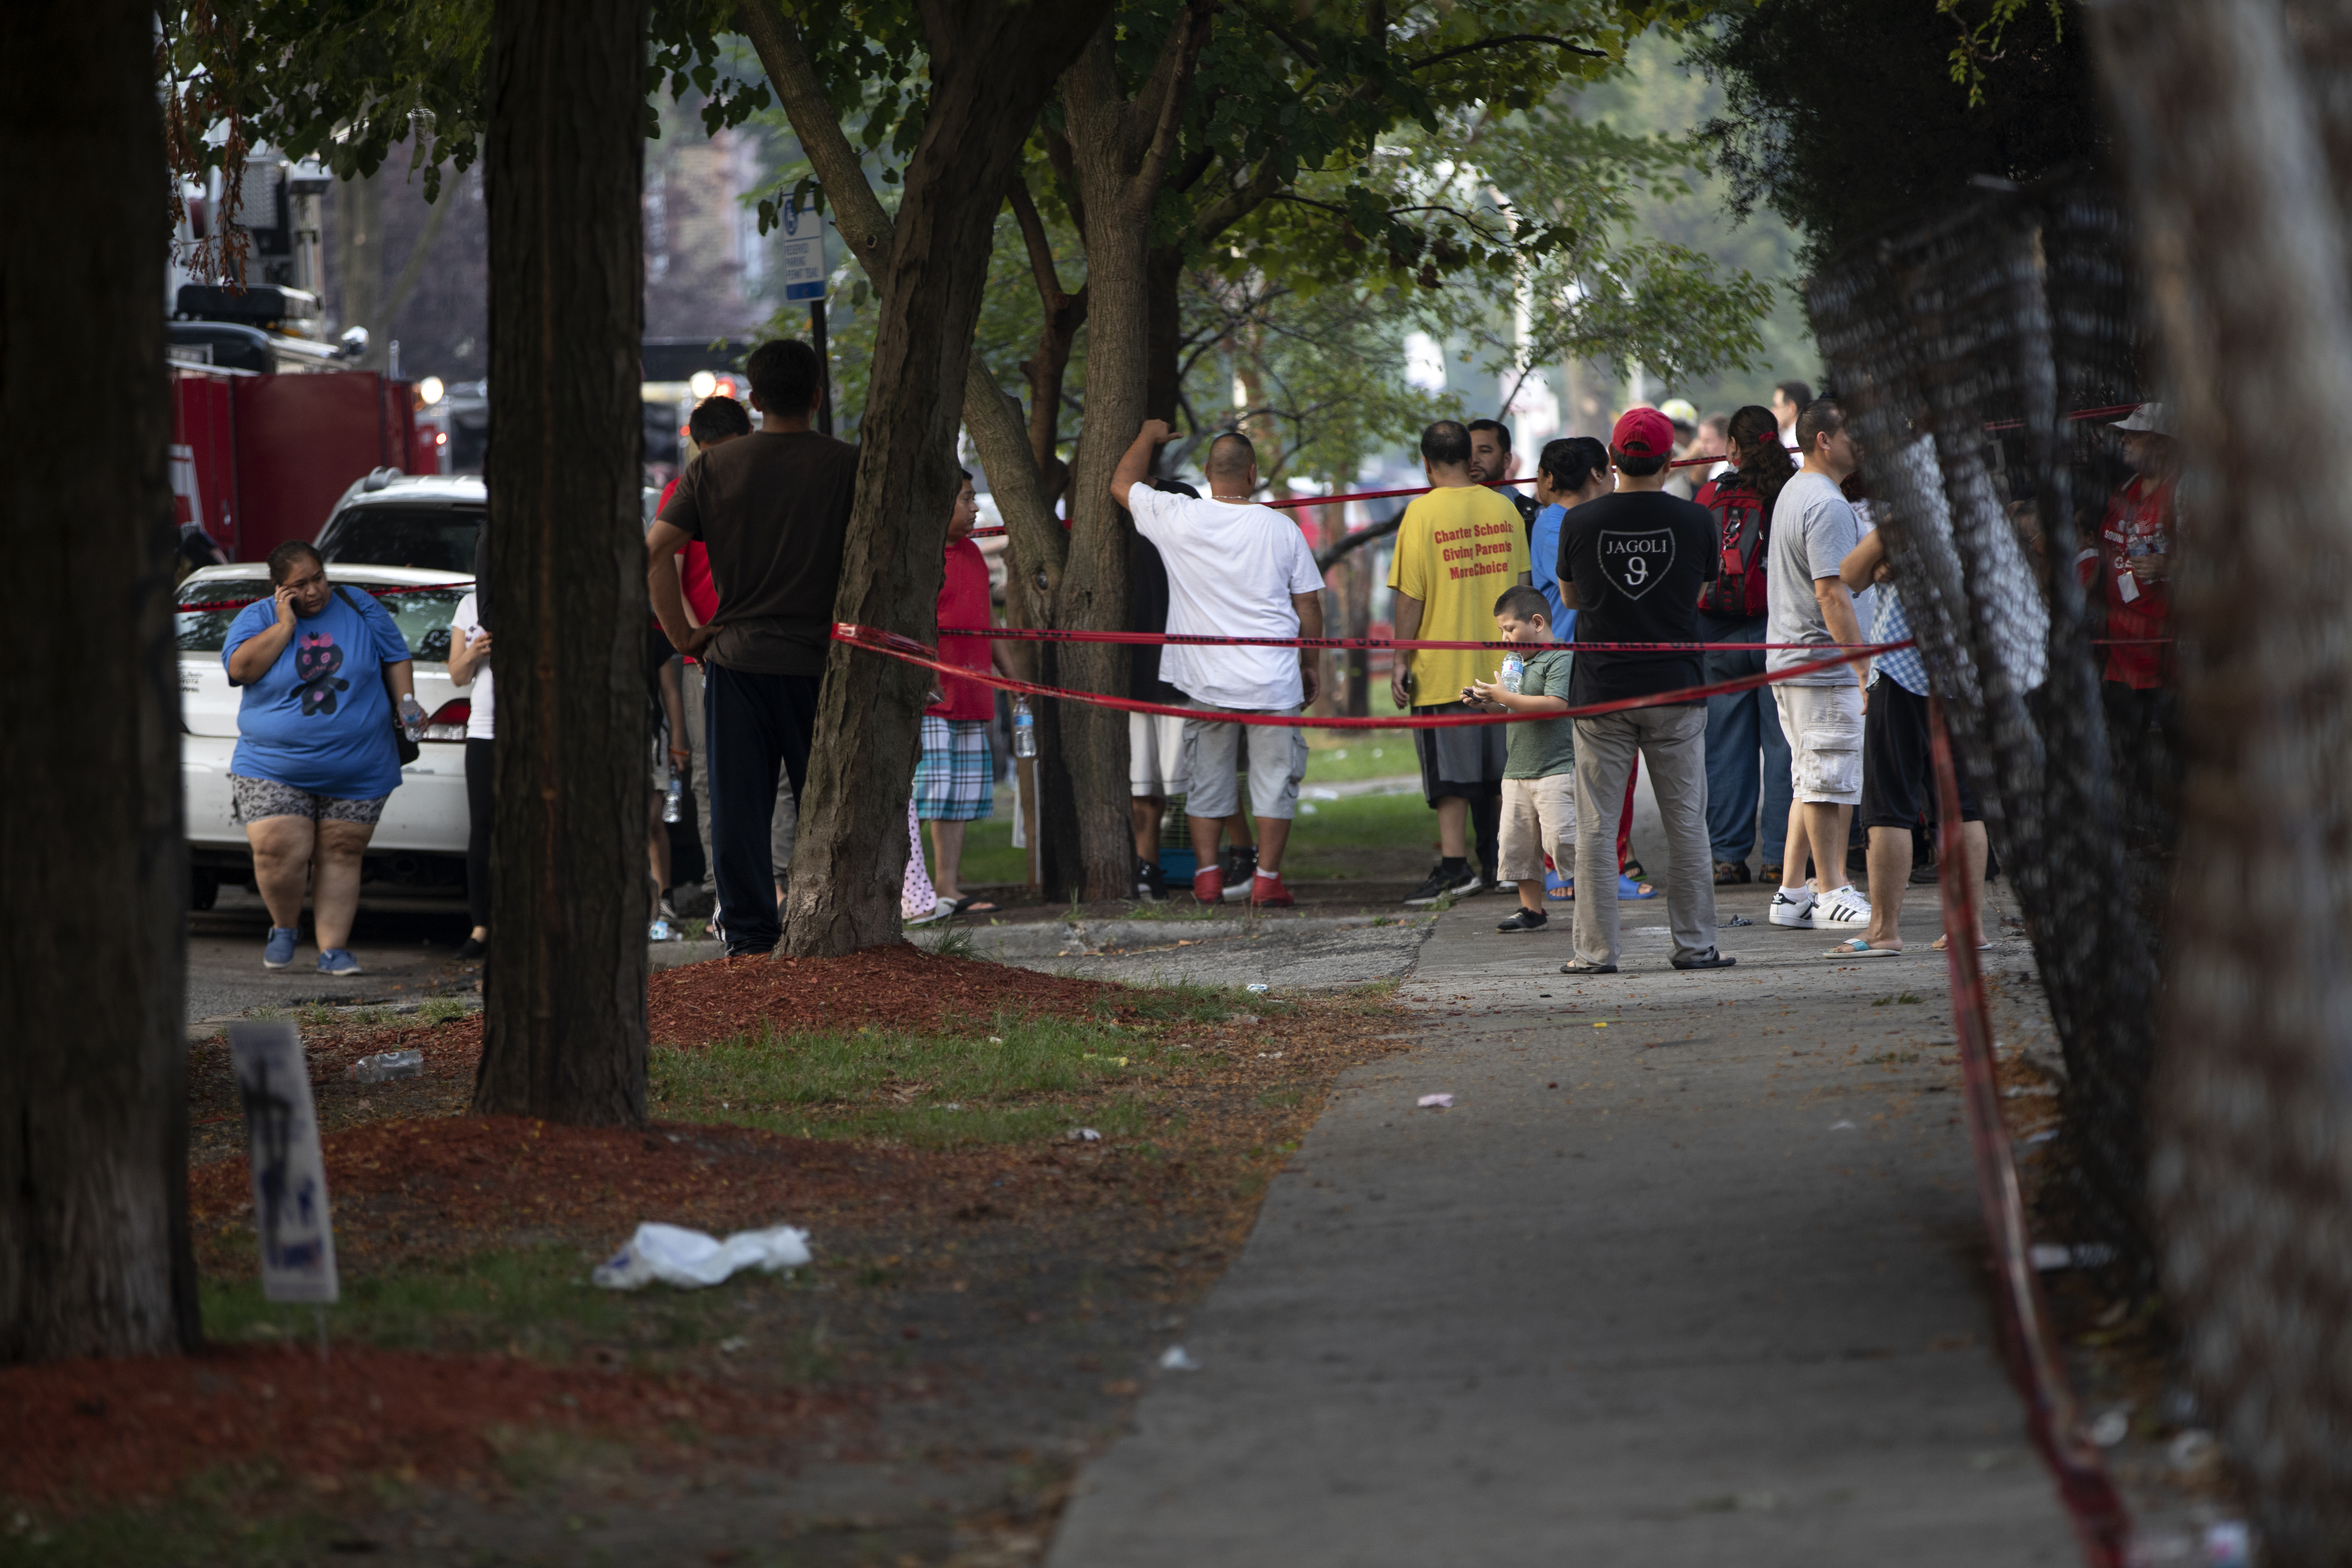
[682,662,795,892]
[1497,775,1577,882]
[1572,704,1716,967]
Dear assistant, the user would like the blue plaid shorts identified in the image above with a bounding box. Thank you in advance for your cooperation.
[912,717,995,821]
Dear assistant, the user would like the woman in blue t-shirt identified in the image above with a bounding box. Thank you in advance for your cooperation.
[222,541,415,975]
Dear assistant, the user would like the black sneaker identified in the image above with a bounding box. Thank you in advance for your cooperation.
[1404,862,1483,907]
[1496,908,1548,932]
[1671,948,1738,971]
[1135,858,1168,903]
[1221,845,1258,903]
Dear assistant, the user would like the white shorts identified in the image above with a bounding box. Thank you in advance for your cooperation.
[1179,706,1308,821]
[1498,775,1577,881]
[1774,682,1866,805]
[1129,711,1190,797]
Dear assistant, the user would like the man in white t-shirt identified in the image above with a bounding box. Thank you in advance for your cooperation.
[1763,396,1872,931]
[1112,420,1326,907]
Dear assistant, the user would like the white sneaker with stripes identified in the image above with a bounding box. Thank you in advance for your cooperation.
[1815,886,1873,928]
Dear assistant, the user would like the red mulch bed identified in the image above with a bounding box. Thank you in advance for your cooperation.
[0,1344,835,1512]
[648,942,1128,1046]
[189,1115,1023,1270]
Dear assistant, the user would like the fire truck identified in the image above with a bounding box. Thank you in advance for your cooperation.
[169,156,444,562]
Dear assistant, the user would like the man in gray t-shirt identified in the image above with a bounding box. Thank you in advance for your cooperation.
[1767,471,1863,678]
[1762,399,1874,932]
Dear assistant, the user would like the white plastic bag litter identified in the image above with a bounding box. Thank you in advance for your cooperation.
[591,1222,812,1290]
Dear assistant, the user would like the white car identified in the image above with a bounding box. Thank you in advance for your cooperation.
[178,563,476,909]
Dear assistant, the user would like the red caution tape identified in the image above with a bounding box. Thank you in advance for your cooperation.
[1928,696,2132,1565]
[833,621,1894,728]
[932,625,1895,653]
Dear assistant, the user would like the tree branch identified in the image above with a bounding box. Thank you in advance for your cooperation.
[1315,512,1403,572]
[1008,174,1072,308]
[1040,125,1087,238]
[733,0,894,274]
[1135,2,1214,206]
[1185,155,1284,247]
[1409,33,1606,73]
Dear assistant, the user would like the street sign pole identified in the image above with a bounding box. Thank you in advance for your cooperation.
[779,194,831,433]
[811,299,832,436]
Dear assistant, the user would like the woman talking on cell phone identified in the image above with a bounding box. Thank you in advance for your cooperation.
[220,540,418,976]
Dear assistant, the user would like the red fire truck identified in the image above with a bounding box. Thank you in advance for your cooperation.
[169,282,442,562]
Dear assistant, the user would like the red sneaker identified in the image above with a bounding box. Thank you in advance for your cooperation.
[1192,867,1225,904]
[1249,872,1295,907]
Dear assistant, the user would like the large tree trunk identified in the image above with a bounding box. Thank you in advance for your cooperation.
[1144,244,1184,426]
[0,0,200,1360]
[742,1,1113,955]
[470,0,651,1124]
[2090,2,2352,1560]
[1039,8,1212,902]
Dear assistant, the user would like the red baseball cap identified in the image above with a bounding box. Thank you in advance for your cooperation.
[1610,406,1677,458]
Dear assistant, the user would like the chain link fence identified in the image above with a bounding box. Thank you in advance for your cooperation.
[1808,174,2166,1283]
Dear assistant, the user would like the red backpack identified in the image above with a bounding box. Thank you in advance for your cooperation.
[1695,477,1770,618]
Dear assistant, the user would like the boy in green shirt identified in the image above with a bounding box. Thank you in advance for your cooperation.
[1466,585,1577,932]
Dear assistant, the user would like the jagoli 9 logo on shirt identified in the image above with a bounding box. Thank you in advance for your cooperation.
[1598,528,1675,599]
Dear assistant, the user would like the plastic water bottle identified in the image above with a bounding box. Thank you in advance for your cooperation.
[1013,696,1038,758]
[398,693,428,742]
[662,776,683,824]
[1500,652,1525,696]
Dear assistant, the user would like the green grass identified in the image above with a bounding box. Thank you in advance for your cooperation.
[0,1474,355,1567]
[200,1244,816,1368]
[1284,790,1443,880]
[414,996,469,1025]
[649,998,1264,1148]
[929,739,1433,890]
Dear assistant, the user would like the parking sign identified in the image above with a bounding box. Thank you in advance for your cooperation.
[780,195,827,303]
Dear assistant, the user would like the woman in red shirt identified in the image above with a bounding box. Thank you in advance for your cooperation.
[909,470,1018,918]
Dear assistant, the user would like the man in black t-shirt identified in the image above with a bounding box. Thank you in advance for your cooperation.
[647,339,855,956]
[1556,408,1734,975]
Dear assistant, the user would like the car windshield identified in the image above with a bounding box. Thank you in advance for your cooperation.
[318,504,482,573]
[176,579,464,664]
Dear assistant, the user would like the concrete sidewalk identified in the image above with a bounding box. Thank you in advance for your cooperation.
[1047,883,2073,1565]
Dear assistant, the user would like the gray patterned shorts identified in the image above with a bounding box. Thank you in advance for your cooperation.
[229,774,390,827]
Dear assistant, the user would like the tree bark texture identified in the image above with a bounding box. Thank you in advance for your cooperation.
[0,0,200,1359]
[743,0,1113,954]
[1042,8,1212,901]
[2090,1,2352,1559]
[471,0,651,1125]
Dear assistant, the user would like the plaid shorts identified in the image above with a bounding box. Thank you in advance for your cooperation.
[912,717,994,821]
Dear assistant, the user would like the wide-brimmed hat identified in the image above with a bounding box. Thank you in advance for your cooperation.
[2112,402,2171,436]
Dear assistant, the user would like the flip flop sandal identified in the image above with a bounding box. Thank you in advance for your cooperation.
[954,897,1003,915]
[905,904,952,927]
[1930,935,1992,951]
[1825,938,1902,958]
[1617,874,1657,900]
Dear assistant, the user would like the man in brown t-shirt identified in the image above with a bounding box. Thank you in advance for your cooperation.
[647,338,856,955]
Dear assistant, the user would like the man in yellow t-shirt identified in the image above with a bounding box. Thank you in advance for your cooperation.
[1388,420,1534,905]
